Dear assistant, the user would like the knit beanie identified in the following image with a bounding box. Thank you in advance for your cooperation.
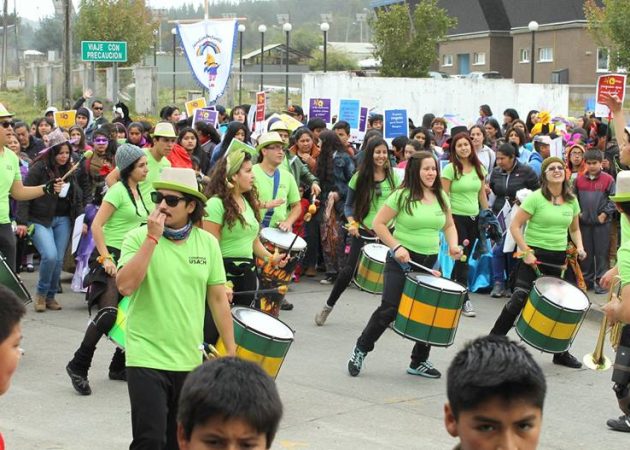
[541,156,565,173]
[76,107,90,118]
[115,143,145,172]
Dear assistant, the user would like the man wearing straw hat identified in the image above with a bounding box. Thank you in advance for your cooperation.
[116,167,235,449]
[0,103,63,272]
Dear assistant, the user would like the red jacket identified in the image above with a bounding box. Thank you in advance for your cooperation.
[167,143,193,169]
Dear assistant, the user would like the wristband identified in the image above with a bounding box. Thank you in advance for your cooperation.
[97,254,114,265]
[392,244,403,253]
[146,235,159,245]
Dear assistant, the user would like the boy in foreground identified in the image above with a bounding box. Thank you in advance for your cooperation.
[177,357,283,450]
[444,335,546,450]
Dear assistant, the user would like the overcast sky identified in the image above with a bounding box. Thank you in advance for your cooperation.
[21,0,217,22]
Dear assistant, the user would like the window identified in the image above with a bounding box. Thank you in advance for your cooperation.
[473,52,486,65]
[597,48,610,72]
[519,48,530,63]
[538,47,553,62]
[442,54,453,67]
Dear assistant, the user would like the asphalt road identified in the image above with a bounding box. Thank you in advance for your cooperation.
[1,270,629,449]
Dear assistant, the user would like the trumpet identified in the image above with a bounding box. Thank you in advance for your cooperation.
[583,276,623,371]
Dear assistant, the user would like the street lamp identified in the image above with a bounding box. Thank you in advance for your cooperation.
[283,22,292,107]
[171,27,177,103]
[258,24,267,92]
[153,28,158,67]
[320,22,330,73]
[238,24,246,105]
[528,21,539,84]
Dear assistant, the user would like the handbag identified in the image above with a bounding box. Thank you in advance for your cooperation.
[467,238,493,292]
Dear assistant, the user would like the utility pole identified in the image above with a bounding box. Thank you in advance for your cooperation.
[62,0,71,108]
[1,0,8,90]
[13,0,18,77]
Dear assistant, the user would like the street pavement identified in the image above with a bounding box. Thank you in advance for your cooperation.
[2,270,629,449]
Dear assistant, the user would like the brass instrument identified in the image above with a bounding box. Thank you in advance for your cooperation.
[583,276,623,371]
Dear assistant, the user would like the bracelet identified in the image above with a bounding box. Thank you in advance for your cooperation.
[96,254,114,264]
[392,244,403,253]
[146,235,159,245]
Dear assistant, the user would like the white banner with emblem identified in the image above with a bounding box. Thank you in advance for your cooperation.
[177,20,238,104]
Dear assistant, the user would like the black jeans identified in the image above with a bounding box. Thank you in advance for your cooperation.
[356,251,437,367]
[127,367,188,450]
[0,223,16,272]
[451,214,479,295]
[326,230,375,308]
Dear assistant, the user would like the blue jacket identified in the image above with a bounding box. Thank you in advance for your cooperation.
[528,151,543,177]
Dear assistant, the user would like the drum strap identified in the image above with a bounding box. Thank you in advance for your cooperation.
[262,169,281,228]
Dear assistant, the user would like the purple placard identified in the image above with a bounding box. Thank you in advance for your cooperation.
[309,98,331,123]
[193,108,218,127]
[358,107,368,132]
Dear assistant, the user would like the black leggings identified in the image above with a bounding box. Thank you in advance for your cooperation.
[451,214,479,294]
[0,223,16,272]
[326,230,375,308]
[356,251,437,367]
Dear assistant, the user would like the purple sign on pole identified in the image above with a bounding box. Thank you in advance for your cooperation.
[192,108,218,127]
[309,98,331,123]
[358,107,368,132]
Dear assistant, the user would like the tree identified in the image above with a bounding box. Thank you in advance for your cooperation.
[309,49,358,71]
[75,0,155,66]
[33,17,64,54]
[370,0,456,78]
[585,0,630,70]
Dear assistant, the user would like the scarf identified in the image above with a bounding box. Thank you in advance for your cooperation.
[163,221,193,241]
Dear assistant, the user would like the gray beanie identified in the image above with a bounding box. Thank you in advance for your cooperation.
[115,143,145,172]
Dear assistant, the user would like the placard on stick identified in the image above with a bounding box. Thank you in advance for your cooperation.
[54,110,76,129]
[185,98,207,117]
[595,74,627,117]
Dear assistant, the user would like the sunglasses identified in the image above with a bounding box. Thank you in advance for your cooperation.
[546,166,564,172]
[93,106,103,110]
[1,120,14,129]
[93,138,109,144]
[151,191,187,207]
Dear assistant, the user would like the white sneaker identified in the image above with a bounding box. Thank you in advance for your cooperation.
[314,305,333,326]
[462,300,476,317]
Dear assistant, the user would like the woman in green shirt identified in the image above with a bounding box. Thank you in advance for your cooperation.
[66,144,149,395]
[348,151,461,379]
[490,156,586,369]
[441,132,489,318]
[315,138,400,325]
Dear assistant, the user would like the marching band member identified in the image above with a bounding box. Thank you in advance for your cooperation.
[490,157,585,368]
[116,167,235,449]
[315,137,401,325]
[347,151,461,379]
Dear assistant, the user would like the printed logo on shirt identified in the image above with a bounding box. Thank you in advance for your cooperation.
[189,256,207,265]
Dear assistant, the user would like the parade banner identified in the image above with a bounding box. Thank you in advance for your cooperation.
[177,20,238,103]
[309,98,331,123]
[185,97,207,117]
[54,110,76,129]
[384,109,408,139]
[595,74,627,117]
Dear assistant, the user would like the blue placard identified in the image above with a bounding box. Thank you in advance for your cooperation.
[384,109,408,139]
[339,99,361,129]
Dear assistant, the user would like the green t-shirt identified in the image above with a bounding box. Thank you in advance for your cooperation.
[102,182,149,250]
[622,213,630,245]
[140,148,171,210]
[441,163,487,216]
[205,196,259,258]
[520,190,580,252]
[118,226,226,371]
[385,189,450,255]
[349,171,402,229]
[252,164,300,227]
[0,148,21,224]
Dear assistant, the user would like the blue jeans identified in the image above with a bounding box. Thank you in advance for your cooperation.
[491,236,516,284]
[31,216,72,298]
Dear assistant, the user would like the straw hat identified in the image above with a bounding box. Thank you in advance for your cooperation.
[152,121,176,138]
[152,167,207,202]
[269,120,290,133]
[0,103,14,118]
[610,171,630,203]
[256,132,285,152]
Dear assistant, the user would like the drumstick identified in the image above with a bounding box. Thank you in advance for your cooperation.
[285,232,300,254]
[61,150,93,182]
[459,239,470,263]
[408,260,442,277]
[198,344,214,360]
[534,260,568,271]
[232,285,288,297]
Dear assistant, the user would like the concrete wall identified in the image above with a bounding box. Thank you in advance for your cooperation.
[301,72,569,124]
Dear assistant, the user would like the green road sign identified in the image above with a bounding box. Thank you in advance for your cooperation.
[81,41,128,63]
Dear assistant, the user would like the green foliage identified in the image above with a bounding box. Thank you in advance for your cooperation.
[585,0,630,70]
[33,17,64,54]
[75,0,155,66]
[291,28,321,56]
[371,0,456,78]
[309,49,358,71]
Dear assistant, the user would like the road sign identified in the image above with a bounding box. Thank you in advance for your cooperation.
[81,41,128,63]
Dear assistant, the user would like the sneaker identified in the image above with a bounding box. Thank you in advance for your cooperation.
[315,305,333,326]
[552,351,582,369]
[407,360,442,379]
[490,282,505,298]
[594,285,608,295]
[347,346,367,377]
[607,415,630,432]
[320,276,335,285]
[108,368,127,381]
[26,263,34,273]
[46,299,62,310]
[503,287,512,298]
[280,298,294,311]
[66,363,92,396]
[462,300,476,317]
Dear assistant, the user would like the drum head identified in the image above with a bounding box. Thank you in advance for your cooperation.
[534,277,590,311]
[259,227,306,251]
[232,306,294,339]
[363,243,388,262]
[412,273,465,293]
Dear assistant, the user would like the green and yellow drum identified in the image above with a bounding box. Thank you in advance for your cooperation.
[515,276,590,353]
[394,273,467,347]
[353,243,388,294]
[0,254,31,305]
[108,296,130,348]
[215,306,294,379]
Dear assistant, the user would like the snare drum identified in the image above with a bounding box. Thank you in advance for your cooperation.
[259,227,307,257]
[353,243,389,294]
[108,296,130,349]
[0,255,32,304]
[515,277,590,354]
[215,306,294,378]
[393,273,467,347]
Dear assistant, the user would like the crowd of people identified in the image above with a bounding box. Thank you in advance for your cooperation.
[1,90,630,449]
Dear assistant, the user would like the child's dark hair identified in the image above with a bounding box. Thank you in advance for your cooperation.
[177,357,282,448]
[447,335,546,419]
[332,120,350,135]
[584,149,603,162]
[0,286,26,343]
